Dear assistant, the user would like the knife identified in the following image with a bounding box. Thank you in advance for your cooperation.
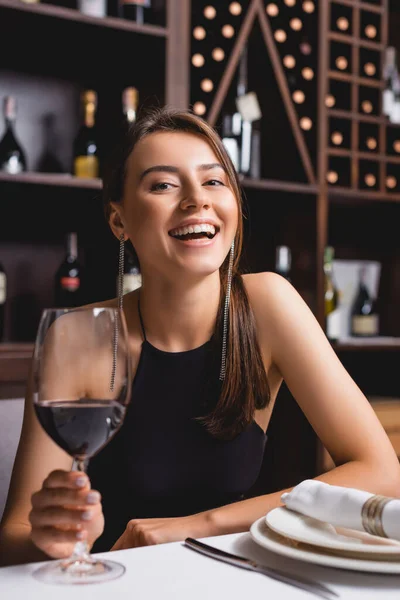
[184,538,339,600]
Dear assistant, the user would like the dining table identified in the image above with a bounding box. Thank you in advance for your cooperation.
[1,528,399,600]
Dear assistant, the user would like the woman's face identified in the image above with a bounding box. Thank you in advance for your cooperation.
[116,131,239,279]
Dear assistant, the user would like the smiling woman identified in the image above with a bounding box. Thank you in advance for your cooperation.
[1,106,400,566]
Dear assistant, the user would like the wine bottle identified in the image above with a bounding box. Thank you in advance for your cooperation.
[118,0,150,23]
[221,110,241,173]
[73,90,99,179]
[221,47,247,174]
[235,46,262,178]
[275,246,291,282]
[350,266,379,337]
[0,96,27,174]
[54,233,84,308]
[324,247,340,342]
[0,261,6,341]
[382,47,397,118]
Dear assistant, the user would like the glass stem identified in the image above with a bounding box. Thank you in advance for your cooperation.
[68,458,93,565]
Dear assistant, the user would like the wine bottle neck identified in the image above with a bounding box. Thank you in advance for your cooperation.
[67,233,78,258]
[81,91,97,128]
[4,117,15,130]
[276,246,291,273]
[84,107,95,128]
[237,45,248,97]
[122,87,138,125]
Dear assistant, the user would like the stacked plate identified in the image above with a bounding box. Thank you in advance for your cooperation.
[250,507,400,573]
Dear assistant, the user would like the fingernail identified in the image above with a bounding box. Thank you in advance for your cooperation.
[82,510,93,521]
[86,492,100,504]
[75,477,87,488]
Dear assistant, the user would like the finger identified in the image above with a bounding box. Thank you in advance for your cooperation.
[31,526,88,547]
[29,506,96,529]
[43,470,90,491]
[32,488,101,510]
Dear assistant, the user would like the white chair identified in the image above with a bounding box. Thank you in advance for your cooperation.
[0,399,24,521]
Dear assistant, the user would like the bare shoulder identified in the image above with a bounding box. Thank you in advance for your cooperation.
[241,271,324,363]
[242,270,290,295]
[241,271,302,318]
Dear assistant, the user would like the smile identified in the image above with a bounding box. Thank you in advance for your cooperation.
[168,223,219,241]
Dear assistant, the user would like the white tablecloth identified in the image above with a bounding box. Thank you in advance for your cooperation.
[1,531,399,599]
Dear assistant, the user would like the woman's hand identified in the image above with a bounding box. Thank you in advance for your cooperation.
[111,514,213,551]
[29,470,104,559]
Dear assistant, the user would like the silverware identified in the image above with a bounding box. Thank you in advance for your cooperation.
[184,537,339,600]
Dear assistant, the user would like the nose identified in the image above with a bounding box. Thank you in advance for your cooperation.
[179,184,211,211]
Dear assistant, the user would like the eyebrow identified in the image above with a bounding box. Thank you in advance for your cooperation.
[139,163,226,181]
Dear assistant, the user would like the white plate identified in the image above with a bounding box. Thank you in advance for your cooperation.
[265,507,400,557]
[250,517,400,574]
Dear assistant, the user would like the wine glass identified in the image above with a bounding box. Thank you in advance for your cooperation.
[31,307,132,585]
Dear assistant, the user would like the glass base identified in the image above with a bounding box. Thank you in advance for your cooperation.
[32,557,125,585]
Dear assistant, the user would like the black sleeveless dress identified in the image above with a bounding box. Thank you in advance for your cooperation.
[88,310,268,552]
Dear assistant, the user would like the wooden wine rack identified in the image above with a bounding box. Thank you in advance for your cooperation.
[323,0,400,200]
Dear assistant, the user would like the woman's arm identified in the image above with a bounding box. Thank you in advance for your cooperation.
[238,273,400,505]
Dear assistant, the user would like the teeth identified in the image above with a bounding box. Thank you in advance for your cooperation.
[170,224,216,237]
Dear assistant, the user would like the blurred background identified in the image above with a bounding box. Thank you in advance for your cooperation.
[0,0,399,497]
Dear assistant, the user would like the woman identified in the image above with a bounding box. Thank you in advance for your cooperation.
[1,107,399,566]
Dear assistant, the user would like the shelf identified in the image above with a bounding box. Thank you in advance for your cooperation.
[328,71,384,89]
[240,177,318,195]
[333,338,400,352]
[328,148,400,163]
[0,171,102,189]
[328,109,400,128]
[330,0,384,14]
[329,185,400,203]
[0,0,168,36]
[328,31,384,52]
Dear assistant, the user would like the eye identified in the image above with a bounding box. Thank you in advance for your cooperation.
[150,182,174,192]
[204,179,225,186]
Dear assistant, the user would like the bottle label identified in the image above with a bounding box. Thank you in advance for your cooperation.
[222,138,239,172]
[121,0,151,5]
[78,0,106,17]
[352,315,379,336]
[74,156,99,178]
[122,274,142,295]
[383,90,395,116]
[327,309,341,340]
[61,277,80,292]
[0,272,6,304]
[1,156,23,174]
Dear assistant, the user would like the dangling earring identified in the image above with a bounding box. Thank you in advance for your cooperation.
[111,233,124,393]
[117,233,125,310]
[219,240,235,381]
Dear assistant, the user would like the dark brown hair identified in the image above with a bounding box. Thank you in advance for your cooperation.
[103,106,270,439]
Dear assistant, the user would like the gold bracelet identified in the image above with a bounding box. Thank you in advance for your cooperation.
[361,494,393,537]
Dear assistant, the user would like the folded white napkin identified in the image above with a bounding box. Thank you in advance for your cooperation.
[281,479,400,540]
